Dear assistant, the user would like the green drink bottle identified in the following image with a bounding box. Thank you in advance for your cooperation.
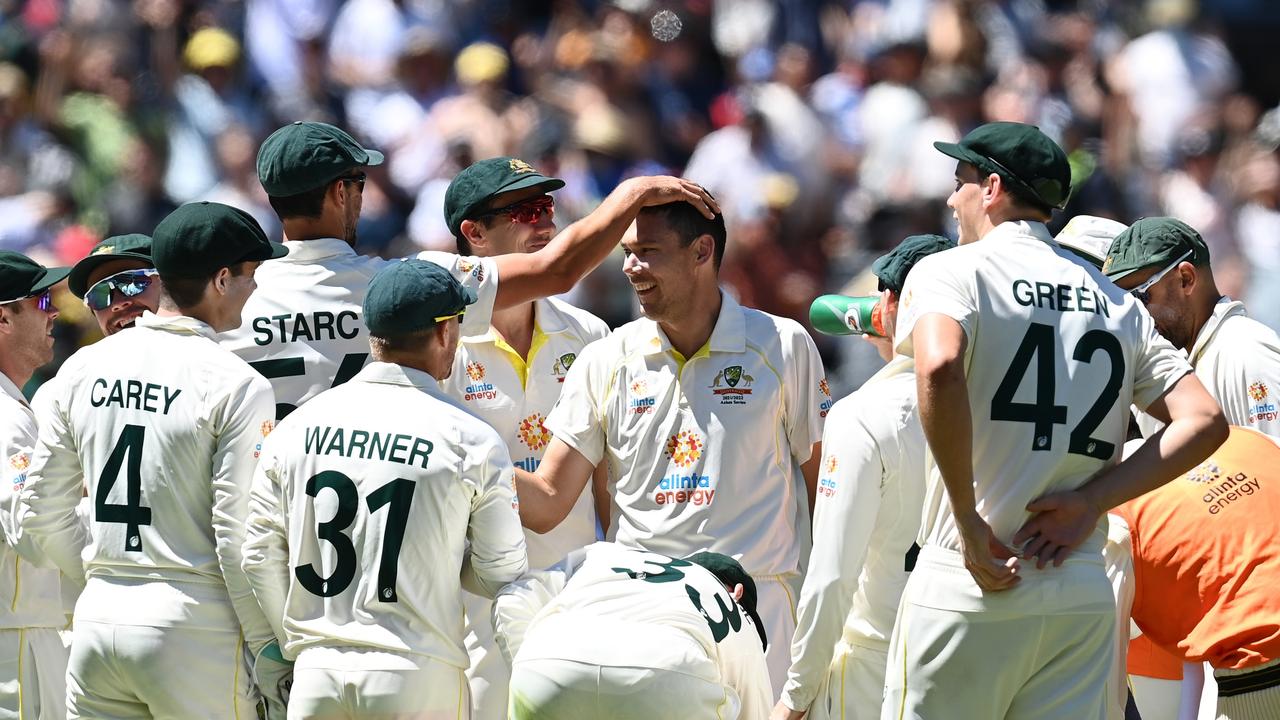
[809,294,887,337]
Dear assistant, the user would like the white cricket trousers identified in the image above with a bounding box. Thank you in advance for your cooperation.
[1215,658,1280,720]
[67,620,255,719]
[509,658,741,719]
[755,572,801,696]
[288,647,471,720]
[882,603,1114,720]
[0,627,66,719]
[462,592,507,720]
[804,640,890,720]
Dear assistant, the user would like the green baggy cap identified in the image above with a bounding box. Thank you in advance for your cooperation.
[363,259,478,336]
[68,234,154,298]
[871,234,956,293]
[685,551,768,652]
[1103,217,1209,281]
[0,251,70,301]
[152,202,287,278]
[257,121,386,197]
[444,157,565,238]
[934,122,1072,210]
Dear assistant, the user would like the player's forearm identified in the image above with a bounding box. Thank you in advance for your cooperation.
[242,483,291,643]
[514,468,578,534]
[18,442,89,578]
[916,355,979,525]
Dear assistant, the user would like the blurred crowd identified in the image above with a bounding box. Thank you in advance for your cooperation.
[3,0,1280,393]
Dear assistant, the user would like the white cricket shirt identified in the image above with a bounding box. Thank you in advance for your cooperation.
[441,297,609,569]
[894,221,1191,612]
[492,542,771,720]
[0,373,68,630]
[1136,297,1280,440]
[545,292,826,576]
[218,238,498,418]
[20,313,277,648]
[780,355,925,711]
[242,361,528,667]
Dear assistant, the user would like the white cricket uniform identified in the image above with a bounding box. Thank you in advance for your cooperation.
[885,220,1192,720]
[0,374,69,720]
[545,292,827,693]
[218,238,498,418]
[493,542,771,720]
[242,361,528,719]
[20,313,277,719]
[1135,297,1280,439]
[780,355,925,719]
[440,297,609,720]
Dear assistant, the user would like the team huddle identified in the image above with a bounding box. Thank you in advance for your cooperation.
[0,117,1277,720]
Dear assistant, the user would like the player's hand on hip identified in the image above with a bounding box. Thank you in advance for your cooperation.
[956,512,1021,592]
[626,176,721,219]
[1013,490,1103,569]
[770,700,807,720]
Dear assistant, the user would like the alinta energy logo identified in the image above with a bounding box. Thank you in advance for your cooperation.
[463,361,497,401]
[817,455,839,498]
[518,413,552,453]
[1248,381,1277,423]
[819,377,833,418]
[657,430,714,507]
[665,430,704,468]
[630,378,655,414]
[1185,459,1221,485]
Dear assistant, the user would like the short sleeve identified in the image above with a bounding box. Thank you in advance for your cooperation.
[416,251,499,337]
[544,340,610,467]
[893,252,977,358]
[781,324,826,463]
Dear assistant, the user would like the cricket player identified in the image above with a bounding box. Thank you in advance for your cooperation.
[220,121,714,419]
[494,543,771,720]
[19,202,284,718]
[439,158,611,719]
[883,122,1227,719]
[774,235,954,720]
[66,234,161,337]
[516,200,828,693]
[1109,427,1280,720]
[242,259,528,719]
[0,251,71,718]
[1104,217,1280,440]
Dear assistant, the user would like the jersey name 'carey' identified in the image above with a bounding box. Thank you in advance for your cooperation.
[303,425,434,469]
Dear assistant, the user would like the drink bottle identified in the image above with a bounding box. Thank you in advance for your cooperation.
[809,294,886,337]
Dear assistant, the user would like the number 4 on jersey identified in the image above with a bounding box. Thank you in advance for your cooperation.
[991,323,1124,459]
[95,424,152,551]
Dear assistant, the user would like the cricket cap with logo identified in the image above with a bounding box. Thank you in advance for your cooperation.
[1054,215,1127,269]
[1103,217,1210,281]
[152,202,287,278]
[934,121,1072,210]
[685,551,768,651]
[872,234,956,293]
[67,234,153,298]
[444,157,565,238]
[0,251,69,302]
[257,121,385,197]
[364,259,477,336]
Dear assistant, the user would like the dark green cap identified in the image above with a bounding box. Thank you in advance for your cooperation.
[363,259,477,336]
[0,251,70,302]
[444,157,565,238]
[152,202,288,278]
[871,234,956,293]
[1103,217,1209,281]
[685,551,767,651]
[934,122,1072,210]
[68,234,153,298]
[257,121,385,197]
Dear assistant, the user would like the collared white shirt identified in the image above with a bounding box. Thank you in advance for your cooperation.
[0,372,66,629]
[546,292,826,576]
[440,297,609,569]
[1136,297,1280,440]
[780,355,925,711]
[20,312,277,649]
[218,238,498,418]
[243,361,527,665]
[894,220,1190,612]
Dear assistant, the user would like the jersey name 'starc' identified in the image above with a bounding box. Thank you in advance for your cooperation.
[303,425,434,469]
[252,311,360,345]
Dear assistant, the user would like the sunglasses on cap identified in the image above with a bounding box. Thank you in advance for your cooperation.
[1129,249,1192,305]
[476,195,555,225]
[433,309,466,323]
[0,289,53,312]
[83,268,159,311]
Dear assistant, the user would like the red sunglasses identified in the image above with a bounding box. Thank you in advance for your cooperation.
[477,195,555,225]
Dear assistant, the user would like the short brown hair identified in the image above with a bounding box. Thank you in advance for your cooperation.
[161,262,252,309]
